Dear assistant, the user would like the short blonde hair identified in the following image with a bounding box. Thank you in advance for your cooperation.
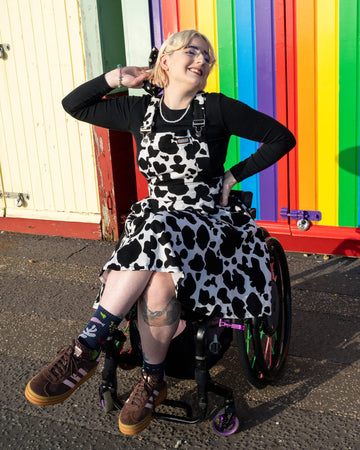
[149,29,216,88]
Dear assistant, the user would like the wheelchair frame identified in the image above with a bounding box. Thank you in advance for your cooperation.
[98,195,292,436]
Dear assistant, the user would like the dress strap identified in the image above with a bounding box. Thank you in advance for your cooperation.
[192,92,206,138]
[140,96,160,139]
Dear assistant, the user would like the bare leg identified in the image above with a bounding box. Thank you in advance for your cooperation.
[137,272,181,364]
[99,269,153,318]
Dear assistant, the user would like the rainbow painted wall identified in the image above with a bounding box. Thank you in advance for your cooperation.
[119,0,359,254]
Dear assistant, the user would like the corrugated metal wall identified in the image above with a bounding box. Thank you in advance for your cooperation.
[122,0,293,224]
[0,0,100,224]
[121,0,359,255]
[1,0,358,252]
[296,0,360,228]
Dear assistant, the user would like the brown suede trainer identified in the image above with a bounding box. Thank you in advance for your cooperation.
[25,338,100,406]
[119,371,167,435]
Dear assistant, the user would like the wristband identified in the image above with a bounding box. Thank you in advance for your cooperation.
[117,64,123,88]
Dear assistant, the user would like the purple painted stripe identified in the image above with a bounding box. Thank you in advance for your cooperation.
[255,0,278,221]
[149,0,163,49]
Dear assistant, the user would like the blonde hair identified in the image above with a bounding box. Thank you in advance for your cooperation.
[149,29,216,88]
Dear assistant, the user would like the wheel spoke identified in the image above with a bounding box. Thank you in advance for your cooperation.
[236,236,291,386]
[251,355,256,369]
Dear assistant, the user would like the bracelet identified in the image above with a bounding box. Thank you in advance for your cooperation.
[117,64,123,88]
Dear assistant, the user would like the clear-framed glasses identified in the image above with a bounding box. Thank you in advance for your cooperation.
[183,45,211,64]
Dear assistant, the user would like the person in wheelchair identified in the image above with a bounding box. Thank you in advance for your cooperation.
[25,30,295,435]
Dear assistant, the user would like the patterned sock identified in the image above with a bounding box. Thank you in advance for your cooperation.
[142,360,165,377]
[78,305,122,354]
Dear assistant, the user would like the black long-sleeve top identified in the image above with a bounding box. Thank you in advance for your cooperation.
[62,74,296,182]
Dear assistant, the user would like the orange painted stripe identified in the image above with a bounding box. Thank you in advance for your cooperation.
[179,0,197,29]
[296,0,317,214]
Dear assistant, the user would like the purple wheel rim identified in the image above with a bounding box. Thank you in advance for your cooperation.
[212,414,239,436]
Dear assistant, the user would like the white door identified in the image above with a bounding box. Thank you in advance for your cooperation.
[0,0,100,224]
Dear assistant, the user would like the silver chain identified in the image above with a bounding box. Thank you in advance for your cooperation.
[159,96,190,123]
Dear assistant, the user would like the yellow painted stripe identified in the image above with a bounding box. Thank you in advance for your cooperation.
[179,0,197,29]
[195,0,219,93]
[296,0,317,214]
[316,0,339,226]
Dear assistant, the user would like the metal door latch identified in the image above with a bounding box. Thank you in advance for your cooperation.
[0,44,10,59]
[280,208,322,231]
[0,191,30,207]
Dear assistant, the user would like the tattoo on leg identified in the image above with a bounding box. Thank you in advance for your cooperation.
[141,296,181,327]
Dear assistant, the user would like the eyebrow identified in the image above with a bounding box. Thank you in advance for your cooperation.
[186,45,209,55]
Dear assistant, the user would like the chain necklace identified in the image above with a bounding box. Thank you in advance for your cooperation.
[159,96,190,123]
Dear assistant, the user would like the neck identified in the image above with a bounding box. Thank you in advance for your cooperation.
[163,86,198,110]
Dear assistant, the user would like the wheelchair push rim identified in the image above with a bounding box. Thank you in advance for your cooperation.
[236,237,291,385]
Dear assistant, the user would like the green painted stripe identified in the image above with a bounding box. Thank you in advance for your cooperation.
[216,0,240,187]
[97,0,127,73]
[338,0,359,226]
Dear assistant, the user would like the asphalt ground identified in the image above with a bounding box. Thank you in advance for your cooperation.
[0,231,359,449]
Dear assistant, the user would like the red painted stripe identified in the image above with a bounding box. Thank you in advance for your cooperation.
[161,0,180,38]
[0,217,101,240]
[132,136,149,201]
[284,0,299,212]
[274,0,289,227]
[93,125,118,240]
[258,220,360,257]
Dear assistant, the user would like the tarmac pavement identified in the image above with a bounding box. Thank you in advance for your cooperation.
[0,231,359,449]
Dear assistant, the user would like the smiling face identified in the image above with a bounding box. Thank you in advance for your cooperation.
[160,36,212,92]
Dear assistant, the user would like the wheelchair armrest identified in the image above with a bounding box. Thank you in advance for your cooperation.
[229,190,253,209]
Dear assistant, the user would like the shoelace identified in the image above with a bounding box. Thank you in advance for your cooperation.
[129,381,152,407]
[129,373,158,407]
[47,341,79,381]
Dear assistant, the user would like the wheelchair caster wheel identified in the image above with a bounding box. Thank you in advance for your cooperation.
[211,412,239,435]
[100,389,114,413]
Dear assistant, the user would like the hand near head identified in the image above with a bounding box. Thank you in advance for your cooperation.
[105,66,150,90]
[219,170,238,207]
[121,66,150,88]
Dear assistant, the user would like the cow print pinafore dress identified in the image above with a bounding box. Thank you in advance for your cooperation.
[98,93,272,319]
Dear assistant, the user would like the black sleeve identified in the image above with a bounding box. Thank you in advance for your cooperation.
[61,74,143,132]
[217,94,296,182]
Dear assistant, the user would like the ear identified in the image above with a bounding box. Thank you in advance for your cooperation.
[160,54,169,71]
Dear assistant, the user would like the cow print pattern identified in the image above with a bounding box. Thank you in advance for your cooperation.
[99,93,272,319]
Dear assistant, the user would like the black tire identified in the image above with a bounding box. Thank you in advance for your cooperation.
[236,236,291,387]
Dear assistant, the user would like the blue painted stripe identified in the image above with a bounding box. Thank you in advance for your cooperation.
[255,0,278,221]
[235,0,260,217]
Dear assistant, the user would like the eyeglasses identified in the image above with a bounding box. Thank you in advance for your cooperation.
[183,45,211,64]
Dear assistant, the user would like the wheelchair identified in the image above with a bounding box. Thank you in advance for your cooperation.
[98,192,292,435]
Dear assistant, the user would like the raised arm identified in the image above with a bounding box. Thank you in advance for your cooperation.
[61,67,149,130]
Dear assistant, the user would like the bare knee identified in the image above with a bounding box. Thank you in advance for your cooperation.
[139,272,181,327]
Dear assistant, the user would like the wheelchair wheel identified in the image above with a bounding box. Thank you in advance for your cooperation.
[100,388,114,413]
[211,411,239,435]
[236,237,291,387]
